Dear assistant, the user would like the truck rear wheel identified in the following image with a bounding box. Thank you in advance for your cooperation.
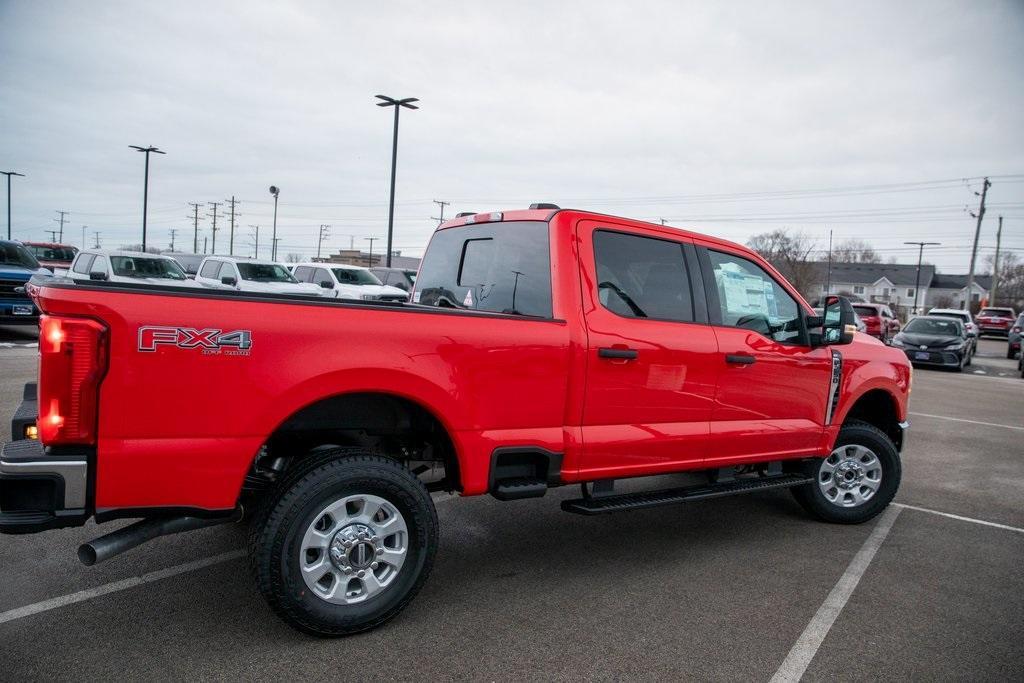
[249,450,438,636]
[792,421,901,524]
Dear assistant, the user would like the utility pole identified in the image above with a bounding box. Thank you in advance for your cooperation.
[991,215,1003,306]
[904,241,941,315]
[203,236,208,254]
[271,237,281,261]
[81,225,87,249]
[364,237,378,267]
[249,225,260,258]
[965,177,990,311]
[54,210,68,242]
[169,228,177,251]
[93,231,101,249]
[1,170,25,239]
[825,228,833,298]
[46,230,59,242]
[375,95,419,267]
[317,224,331,259]
[207,201,222,255]
[225,195,240,255]
[188,202,202,252]
[660,218,667,226]
[129,145,166,251]
[432,199,450,227]
[269,186,280,260]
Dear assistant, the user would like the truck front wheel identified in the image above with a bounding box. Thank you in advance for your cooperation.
[792,421,901,524]
[249,450,438,636]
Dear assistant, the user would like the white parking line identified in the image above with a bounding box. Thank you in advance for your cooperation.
[909,412,1024,432]
[0,549,245,625]
[0,492,458,626]
[769,506,902,683]
[895,503,1024,534]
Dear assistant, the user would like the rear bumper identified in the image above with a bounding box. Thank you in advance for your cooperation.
[0,388,91,534]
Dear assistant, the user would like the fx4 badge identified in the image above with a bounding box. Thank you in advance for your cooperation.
[138,326,252,355]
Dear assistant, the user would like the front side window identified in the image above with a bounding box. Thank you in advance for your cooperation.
[91,255,109,275]
[592,230,693,322]
[313,268,332,285]
[293,266,312,282]
[72,253,95,274]
[199,260,221,278]
[415,221,552,318]
[110,256,187,280]
[707,249,801,343]
[217,262,238,281]
[237,263,296,282]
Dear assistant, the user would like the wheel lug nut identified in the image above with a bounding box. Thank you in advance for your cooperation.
[357,570,365,578]
[376,547,384,555]
[370,561,378,569]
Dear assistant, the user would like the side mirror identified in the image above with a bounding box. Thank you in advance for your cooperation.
[89,271,107,281]
[820,295,857,345]
[221,276,237,286]
[320,280,333,289]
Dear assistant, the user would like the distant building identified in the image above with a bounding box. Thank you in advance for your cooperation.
[814,262,935,316]
[924,273,991,311]
[319,249,421,270]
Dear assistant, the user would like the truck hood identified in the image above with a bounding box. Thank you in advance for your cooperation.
[0,265,49,281]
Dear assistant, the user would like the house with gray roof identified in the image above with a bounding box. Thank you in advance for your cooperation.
[813,262,936,316]
[924,273,992,311]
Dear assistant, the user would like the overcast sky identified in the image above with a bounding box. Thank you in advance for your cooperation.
[1,0,1022,271]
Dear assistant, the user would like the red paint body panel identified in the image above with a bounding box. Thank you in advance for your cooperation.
[32,209,911,514]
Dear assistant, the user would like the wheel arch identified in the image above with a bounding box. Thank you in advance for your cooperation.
[837,388,904,451]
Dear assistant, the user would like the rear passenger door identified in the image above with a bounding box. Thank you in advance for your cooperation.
[577,221,719,479]
[697,246,832,464]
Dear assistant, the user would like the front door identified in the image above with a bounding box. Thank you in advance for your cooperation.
[578,221,719,480]
[697,245,833,465]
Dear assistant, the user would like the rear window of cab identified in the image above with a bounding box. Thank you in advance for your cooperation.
[413,221,552,318]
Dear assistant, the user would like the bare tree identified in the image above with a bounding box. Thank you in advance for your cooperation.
[746,229,819,297]
[285,252,303,263]
[986,252,1024,309]
[832,238,881,263]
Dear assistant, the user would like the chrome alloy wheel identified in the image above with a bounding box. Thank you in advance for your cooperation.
[300,494,409,604]
[818,444,883,508]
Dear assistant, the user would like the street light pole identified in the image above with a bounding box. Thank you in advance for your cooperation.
[269,186,280,260]
[129,146,165,251]
[1,171,25,240]
[375,95,419,268]
[904,241,940,315]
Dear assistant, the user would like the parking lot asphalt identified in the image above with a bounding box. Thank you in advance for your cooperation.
[0,328,1021,681]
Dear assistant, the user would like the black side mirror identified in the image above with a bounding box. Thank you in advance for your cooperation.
[89,271,107,281]
[221,276,237,286]
[320,280,333,289]
[820,295,856,345]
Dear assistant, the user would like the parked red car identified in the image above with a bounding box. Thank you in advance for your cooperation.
[975,307,1017,337]
[2,207,912,636]
[852,303,900,343]
[22,241,78,272]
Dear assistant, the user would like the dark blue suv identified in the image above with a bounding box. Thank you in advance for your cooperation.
[0,240,43,325]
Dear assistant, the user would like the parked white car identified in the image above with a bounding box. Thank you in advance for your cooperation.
[194,256,322,295]
[67,250,199,287]
[291,262,409,302]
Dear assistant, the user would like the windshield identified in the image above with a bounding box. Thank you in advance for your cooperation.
[238,263,297,282]
[29,245,77,261]
[404,270,417,283]
[0,242,40,269]
[332,268,382,285]
[929,311,968,323]
[978,308,1013,317]
[904,318,962,336]
[111,256,187,280]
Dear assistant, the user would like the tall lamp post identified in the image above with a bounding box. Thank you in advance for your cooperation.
[375,95,418,267]
[269,185,280,260]
[1,171,25,240]
[129,145,165,251]
[905,241,940,315]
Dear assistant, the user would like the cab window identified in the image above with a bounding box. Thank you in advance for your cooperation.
[90,255,109,275]
[199,260,221,278]
[293,266,312,282]
[706,249,801,343]
[592,230,694,322]
[313,268,332,286]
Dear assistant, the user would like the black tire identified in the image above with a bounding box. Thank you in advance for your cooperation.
[1008,347,1016,360]
[249,449,438,636]
[792,421,901,524]
[965,351,972,367]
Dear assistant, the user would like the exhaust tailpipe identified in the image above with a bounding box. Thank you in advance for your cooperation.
[78,508,243,566]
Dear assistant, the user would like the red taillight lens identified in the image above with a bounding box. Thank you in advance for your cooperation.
[37,315,108,445]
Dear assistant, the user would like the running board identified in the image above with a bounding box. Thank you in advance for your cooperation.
[560,473,813,515]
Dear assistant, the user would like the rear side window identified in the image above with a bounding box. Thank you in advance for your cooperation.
[592,230,694,322]
[415,221,552,318]
[72,254,95,274]
[199,260,221,278]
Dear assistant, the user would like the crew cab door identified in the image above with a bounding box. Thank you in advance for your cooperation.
[577,221,719,479]
[696,245,833,464]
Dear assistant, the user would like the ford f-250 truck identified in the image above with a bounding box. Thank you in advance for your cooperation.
[0,206,911,636]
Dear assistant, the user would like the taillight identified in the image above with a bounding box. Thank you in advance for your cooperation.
[37,315,108,445]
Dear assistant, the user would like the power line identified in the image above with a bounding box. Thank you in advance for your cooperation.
[187,202,202,253]
[225,195,240,255]
[431,199,450,227]
[317,224,331,259]
[207,202,222,255]
[53,210,68,242]
[249,224,260,258]
[169,228,178,251]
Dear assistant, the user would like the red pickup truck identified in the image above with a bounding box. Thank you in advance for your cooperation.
[1,207,911,636]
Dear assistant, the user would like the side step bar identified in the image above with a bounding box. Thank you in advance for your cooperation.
[561,473,813,515]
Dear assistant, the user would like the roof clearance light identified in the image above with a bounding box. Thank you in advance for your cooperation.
[489,212,503,222]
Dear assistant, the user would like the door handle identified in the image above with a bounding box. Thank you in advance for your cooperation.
[598,347,639,360]
[725,354,756,365]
